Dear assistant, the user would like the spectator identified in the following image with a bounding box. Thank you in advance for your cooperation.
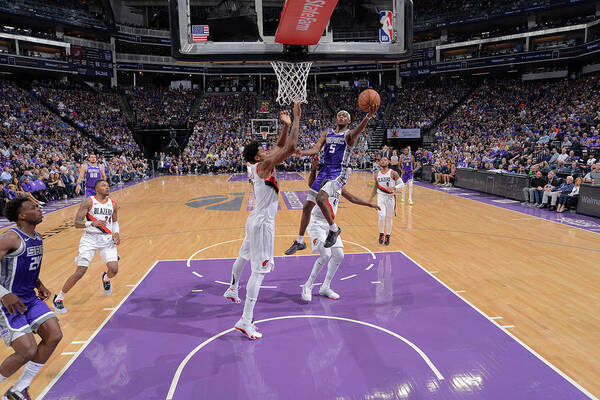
[556,177,582,213]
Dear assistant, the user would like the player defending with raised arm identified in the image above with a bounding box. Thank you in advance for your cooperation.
[369,156,403,246]
[223,103,301,340]
[285,103,379,255]
[0,197,63,400]
[301,155,379,301]
[53,180,120,313]
[400,147,415,205]
[75,153,106,197]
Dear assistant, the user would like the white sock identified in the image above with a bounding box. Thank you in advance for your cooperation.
[13,361,44,392]
[409,181,413,201]
[230,256,247,290]
[385,217,393,235]
[242,272,264,322]
[378,215,385,234]
[323,248,343,288]
[103,273,110,282]
[297,235,304,244]
[0,373,7,383]
[329,222,338,231]
[56,291,65,301]
[305,252,329,287]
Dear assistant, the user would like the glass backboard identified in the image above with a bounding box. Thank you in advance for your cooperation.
[169,0,413,63]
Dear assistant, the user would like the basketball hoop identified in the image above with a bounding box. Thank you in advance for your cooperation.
[261,131,269,141]
[270,61,312,105]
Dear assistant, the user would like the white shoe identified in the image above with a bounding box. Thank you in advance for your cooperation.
[400,198,405,203]
[234,318,262,340]
[301,284,312,302]
[319,287,340,300]
[223,286,241,304]
[409,199,413,206]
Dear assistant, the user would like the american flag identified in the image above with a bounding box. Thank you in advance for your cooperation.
[192,25,209,42]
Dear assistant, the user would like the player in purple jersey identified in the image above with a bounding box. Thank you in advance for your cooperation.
[285,104,379,255]
[0,197,62,400]
[400,147,415,205]
[75,154,106,198]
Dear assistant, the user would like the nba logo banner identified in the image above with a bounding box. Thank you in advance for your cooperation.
[379,11,393,43]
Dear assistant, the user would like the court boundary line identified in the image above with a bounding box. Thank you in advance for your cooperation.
[35,260,161,400]
[37,251,597,400]
[166,314,445,399]
[415,181,600,236]
[399,250,598,400]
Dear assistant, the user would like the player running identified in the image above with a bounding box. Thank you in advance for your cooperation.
[0,197,63,400]
[285,103,379,255]
[53,179,120,313]
[301,155,379,301]
[223,103,301,340]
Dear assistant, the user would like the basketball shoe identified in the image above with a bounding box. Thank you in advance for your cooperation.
[3,386,31,400]
[223,286,241,303]
[319,286,340,300]
[234,318,262,340]
[102,272,112,295]
[300,284,312,302]
[285,241,306,255]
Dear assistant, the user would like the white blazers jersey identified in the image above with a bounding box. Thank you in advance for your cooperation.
[248,162,279,221]
[376,169,395,197]
[85,196,115,234]
[311,189,341,224]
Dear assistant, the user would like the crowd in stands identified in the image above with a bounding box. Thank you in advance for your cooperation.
[0,79,148,217]
[32,85,141,158]
[423,73,600,213]
[386,82,470,130]
[127,87,195,127]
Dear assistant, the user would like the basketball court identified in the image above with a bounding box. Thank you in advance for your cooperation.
[0,0,599,398]
[0,173,598,399]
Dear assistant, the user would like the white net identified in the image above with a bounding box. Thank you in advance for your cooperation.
[270,61,313,105]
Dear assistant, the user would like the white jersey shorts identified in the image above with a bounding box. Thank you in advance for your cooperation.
[377,194,396,218]
[238,213,275,274]
[307,219,343,253]
[76,232,118,267]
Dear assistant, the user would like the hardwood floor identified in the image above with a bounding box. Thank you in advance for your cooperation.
[1,173,598,398]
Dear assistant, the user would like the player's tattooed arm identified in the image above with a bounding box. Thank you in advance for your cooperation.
[275,110,292,149]
[74,197,105,228]
[342,188,380,210]
[295,130,327,157]
[347,104,378,147]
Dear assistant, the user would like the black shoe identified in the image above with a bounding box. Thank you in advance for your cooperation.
[324,227,342,248]
[4,386,31,400]
[284,241,306,255]
[539,204,547,208]
[549,206,556,211]
[102,272,112,295]
[379,233,384,244]
[52,295,67,314]
[384,235,390,246]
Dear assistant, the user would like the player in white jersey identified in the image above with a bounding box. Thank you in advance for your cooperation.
[301,156,379,301]
[223,103,302,340]
[52,180,120,314]
[369,157,402,246]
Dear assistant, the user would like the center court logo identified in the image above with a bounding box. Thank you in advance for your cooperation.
[185,193,245,211]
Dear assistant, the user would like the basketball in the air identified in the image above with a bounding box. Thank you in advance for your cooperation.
[358,89,380,112]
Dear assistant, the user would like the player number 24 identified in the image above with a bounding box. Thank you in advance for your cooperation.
[29,255,42,271]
